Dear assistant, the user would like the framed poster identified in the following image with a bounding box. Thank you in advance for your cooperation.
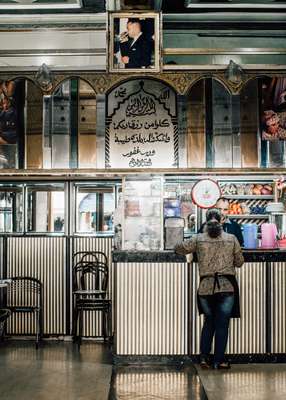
[108,11,161,73]
[261,77,286,141]
[0,80,19,168]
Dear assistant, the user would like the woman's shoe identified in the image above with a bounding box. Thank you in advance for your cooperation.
[213,361,231,370]
[200,356,211,369]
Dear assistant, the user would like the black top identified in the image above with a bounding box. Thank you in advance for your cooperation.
[120,34,152,69]
[199,219,244,247]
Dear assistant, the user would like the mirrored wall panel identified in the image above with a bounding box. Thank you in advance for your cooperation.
[43,78,97,169]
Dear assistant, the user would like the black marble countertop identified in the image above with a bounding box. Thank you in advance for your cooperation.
[112,249,286,263]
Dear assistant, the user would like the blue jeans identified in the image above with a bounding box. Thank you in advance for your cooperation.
[199,293,234,364]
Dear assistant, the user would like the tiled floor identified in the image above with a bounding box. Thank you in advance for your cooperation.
[109,365,208,400]
[0,341,112,400]
[1,343,286,400]
[197,364,286,400]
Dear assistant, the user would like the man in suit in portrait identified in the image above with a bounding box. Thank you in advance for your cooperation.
[119,18,152,69]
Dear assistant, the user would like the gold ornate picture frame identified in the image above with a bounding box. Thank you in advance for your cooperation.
[108,11,161,73]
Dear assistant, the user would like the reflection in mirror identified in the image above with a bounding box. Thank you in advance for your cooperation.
[259,76,286,168]
[212,79,241,167]
[43,80,72,168]
[78,80,97,168]
[0,79,24,169]
[27,184,65,233]
[0,185,23,232]
[76,185,115,233]
[186,79,206,167]
[26,80,43,169]
[187,78,242,168]
[43,78,97,169]
[240,78,259,167]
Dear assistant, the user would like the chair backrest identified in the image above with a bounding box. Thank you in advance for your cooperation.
[73,261,109,298]
[7,277,42,308]
[73,251,108,267]
[0,309,11,323]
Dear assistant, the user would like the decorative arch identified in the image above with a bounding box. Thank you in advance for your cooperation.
[51,75,96,96]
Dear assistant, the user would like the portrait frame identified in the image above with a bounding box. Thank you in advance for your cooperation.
[108,11,161,73]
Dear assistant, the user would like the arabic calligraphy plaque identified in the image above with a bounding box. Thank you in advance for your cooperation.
[106,79,178,168]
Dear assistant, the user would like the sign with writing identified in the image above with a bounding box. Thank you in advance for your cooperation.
[106,80,178,168]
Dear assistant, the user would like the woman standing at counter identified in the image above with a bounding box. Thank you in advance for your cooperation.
[175,208,244,370]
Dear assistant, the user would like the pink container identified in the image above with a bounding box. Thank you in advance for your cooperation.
[277,239,286,248]
[261,223,278,248]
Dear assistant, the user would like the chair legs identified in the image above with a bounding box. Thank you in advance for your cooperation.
[73,307,112,350]
[102,307,112,343]
[78,310,83,351]
[34,309,41,349]
[102,310,107,342]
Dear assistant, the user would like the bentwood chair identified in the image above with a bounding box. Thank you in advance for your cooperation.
[73,251,108,268]
[72,255,111,350]
[0,309,11,340]
[7,277,43,349]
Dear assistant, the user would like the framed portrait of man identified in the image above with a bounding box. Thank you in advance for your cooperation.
[108,12,161,73]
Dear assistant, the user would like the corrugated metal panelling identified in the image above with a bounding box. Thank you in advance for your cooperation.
[73,237,113,337]
[189,262,266,355]
[271,262,286,353]
[0,237,5,306]
[227,262,266,354]
[7,237,66,335]
[0,237,4,279]
[115,262,188,355]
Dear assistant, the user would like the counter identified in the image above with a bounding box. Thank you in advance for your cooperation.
[112,249,286,362]
[113,249,286,263]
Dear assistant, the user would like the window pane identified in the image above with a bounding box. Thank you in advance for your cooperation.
[27,185,65,233]
[0,186,23,233]
[77,191,97,233]
[76,186,115,233]
[103,193,115,232]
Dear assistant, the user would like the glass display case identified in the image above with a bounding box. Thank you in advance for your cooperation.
[122,177,163,251]
[164,179,197,238]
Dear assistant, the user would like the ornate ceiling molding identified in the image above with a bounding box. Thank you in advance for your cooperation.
[0,70,285,96]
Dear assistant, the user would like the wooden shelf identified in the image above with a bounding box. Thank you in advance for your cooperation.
[228,214,269,219]
[223,195,273,199]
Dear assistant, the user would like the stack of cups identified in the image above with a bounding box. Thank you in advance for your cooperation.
[261,223,278,248]
[243,223,258,249]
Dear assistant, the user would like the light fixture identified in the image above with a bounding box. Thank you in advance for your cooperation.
[224,60,244,84]
[35,63,53,92]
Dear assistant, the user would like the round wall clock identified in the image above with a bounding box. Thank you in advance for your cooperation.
[191,179,221,209]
